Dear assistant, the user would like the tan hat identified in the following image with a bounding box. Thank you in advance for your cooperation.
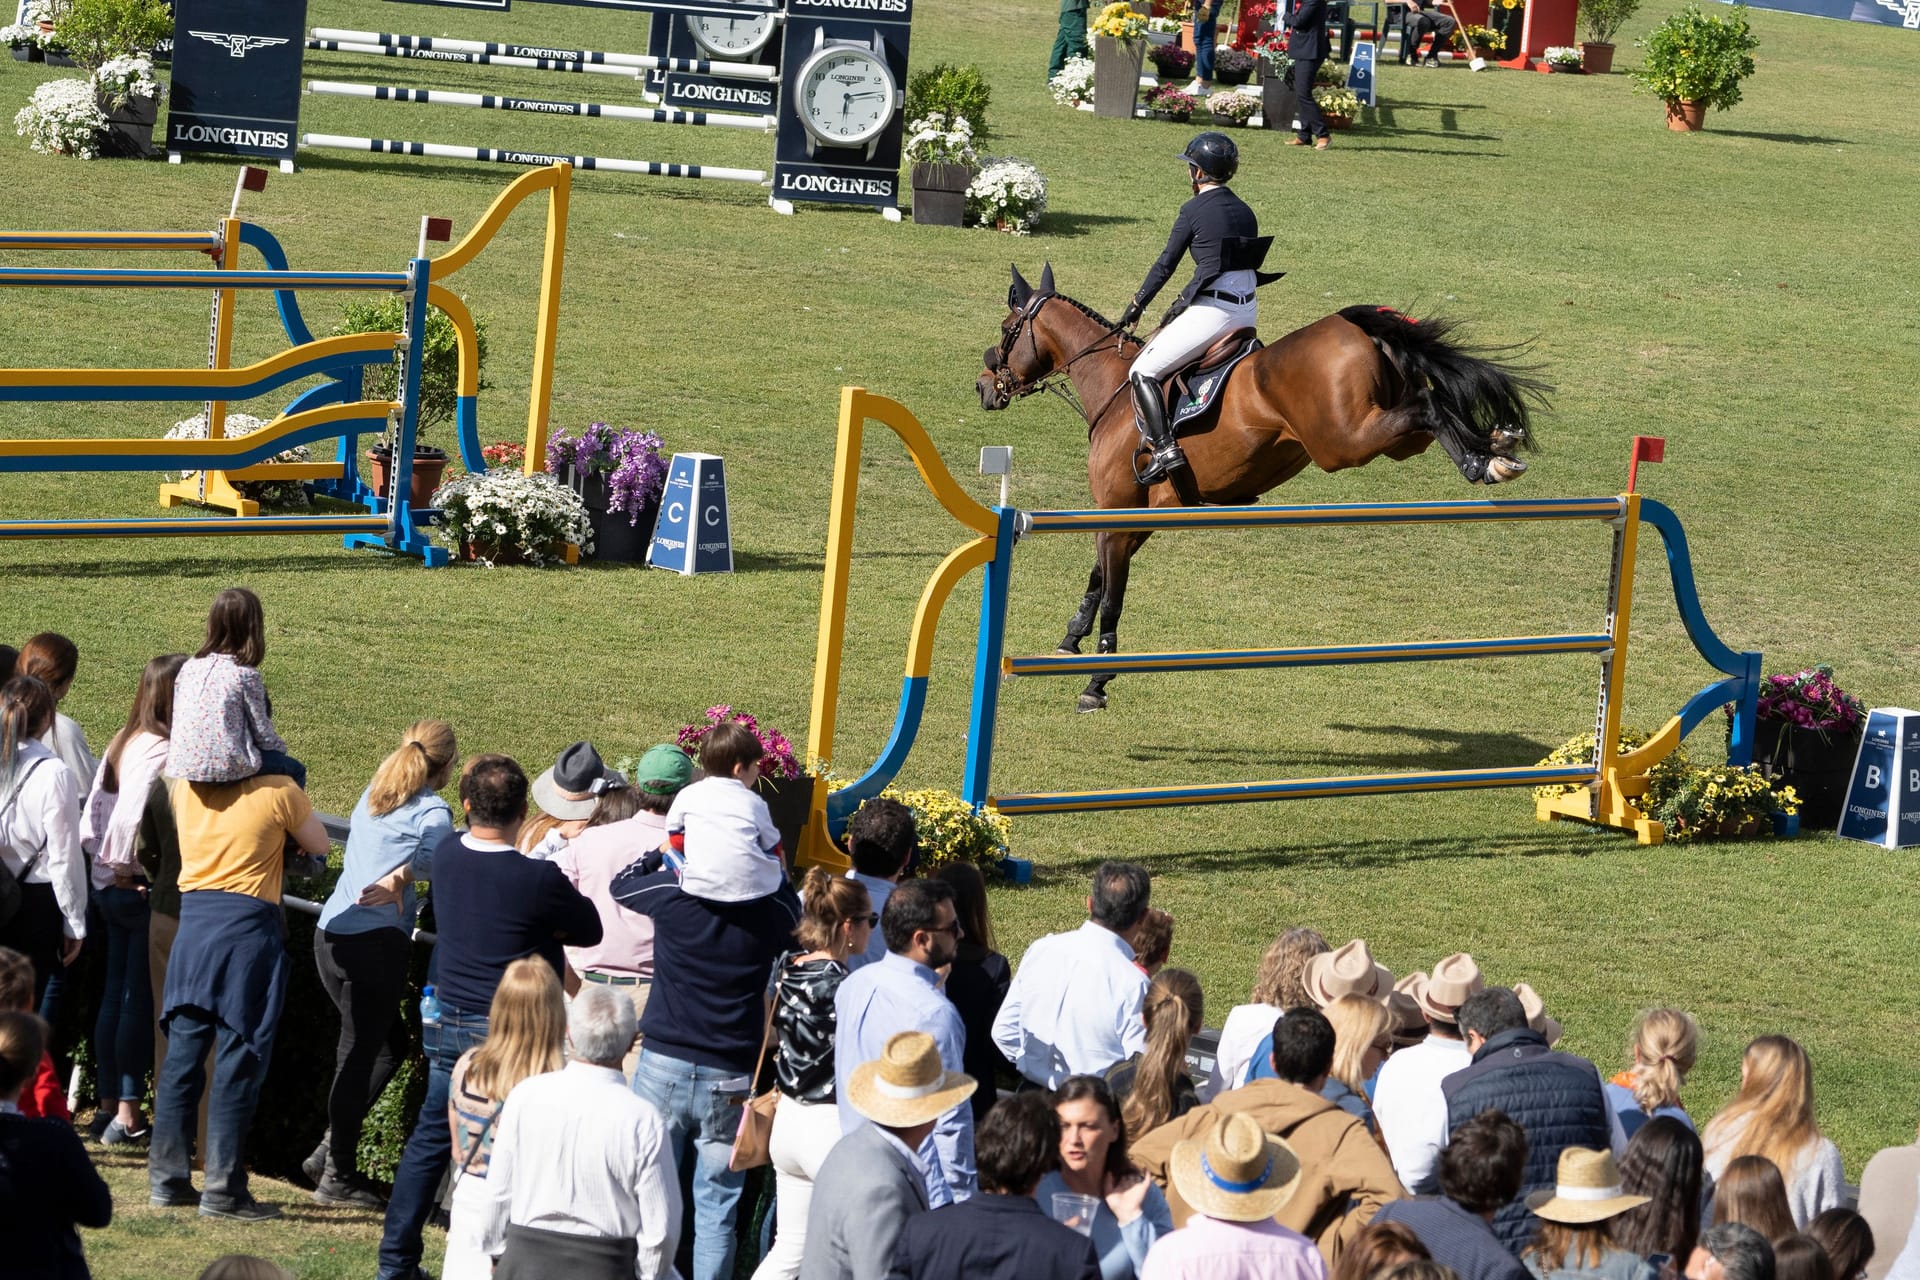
[1170,1113,1303,1224]
[1515,982,1564,1047]
[1304,940,1393,1008]
[846,1032,977,1129]
[1388,971,1429,1037]
[1526,1148,1649,1224]
[1415,953,1485,1024]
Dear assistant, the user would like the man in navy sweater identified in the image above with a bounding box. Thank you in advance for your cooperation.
[1376,1110,1534,1280]
[377,755,602,1280]
[611,850,801,1280]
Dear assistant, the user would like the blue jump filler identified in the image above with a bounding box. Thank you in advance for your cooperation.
[647,451,733,574]
[1837,708,1920,848]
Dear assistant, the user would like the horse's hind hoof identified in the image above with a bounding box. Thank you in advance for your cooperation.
[1076,693,1108,714]
[1490,426,1528,455]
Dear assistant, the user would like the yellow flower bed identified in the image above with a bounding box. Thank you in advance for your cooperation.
[1091,2,1149,41]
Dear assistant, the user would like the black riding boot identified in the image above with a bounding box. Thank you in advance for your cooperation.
[1130,372,1187,483]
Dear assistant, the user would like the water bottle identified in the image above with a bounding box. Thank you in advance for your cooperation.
[419,983,442,1028]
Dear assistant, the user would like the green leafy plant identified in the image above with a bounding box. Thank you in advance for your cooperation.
[332,298,491,444]
[51,0,170,73]
[869,786,1010,874]
[1577,0,1642,45]
[1459,23,1508,52]
[1648,762,1798,842]
[904,62,993,137]
[1630,3,1758,111]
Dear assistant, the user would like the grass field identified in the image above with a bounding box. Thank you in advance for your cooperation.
[3,0,1919,1274]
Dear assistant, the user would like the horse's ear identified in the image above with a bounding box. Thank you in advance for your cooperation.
[1009,264,1031,309]
[1038,261,1055,296]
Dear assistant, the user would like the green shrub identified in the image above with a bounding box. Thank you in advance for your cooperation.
[1577,0,1642,45]
[904,63,993,137]
[332,298,491,444]
[51,0,171,72]
[1630,3,1758,111]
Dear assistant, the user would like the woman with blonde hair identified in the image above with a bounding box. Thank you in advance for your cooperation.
[1324,994,1392,1131]
[1703,1036,1846,1227]
[1204,926,1326,1099]
[306,720,458,1207]
[1607,1009,1699,1139]
[750,866,872,1280]
[1106,967,1204,1140]
[442,958,567,1280]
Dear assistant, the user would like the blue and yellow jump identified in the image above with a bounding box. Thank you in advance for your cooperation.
[0,162,573,563]
[796,388,1762,865]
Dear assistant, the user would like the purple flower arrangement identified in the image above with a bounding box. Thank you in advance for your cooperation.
[545,422,668,528]
[676,704,804,781]
[1754,665,1865,734]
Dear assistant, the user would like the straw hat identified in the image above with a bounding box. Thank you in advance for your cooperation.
[1526,1148,1649,1224]
[1515,982,1564,1047]
[846,1032,977,1129]
[1170,1113,1303,1224]
[1414,953,1485,1023]
[1304,940,1394,1008]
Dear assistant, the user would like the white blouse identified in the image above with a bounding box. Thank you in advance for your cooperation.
[1,741,87,940]
[81,731,169,891]
[41,712,97,794]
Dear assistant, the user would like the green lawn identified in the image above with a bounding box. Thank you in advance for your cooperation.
[4,0,1919,1274]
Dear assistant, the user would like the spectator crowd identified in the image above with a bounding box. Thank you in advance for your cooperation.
[3,591,1920,1280]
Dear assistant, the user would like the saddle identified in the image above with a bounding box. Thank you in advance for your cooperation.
[1162,328,1263,434]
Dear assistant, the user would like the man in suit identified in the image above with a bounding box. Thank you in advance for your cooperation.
[886,1092,1100,1280]
[801,1033,975,1280]
[1287,0,1333,149]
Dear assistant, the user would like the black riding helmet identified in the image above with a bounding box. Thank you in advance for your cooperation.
[1177,131,1239,183]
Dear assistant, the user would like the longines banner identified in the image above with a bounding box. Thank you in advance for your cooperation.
[1738,0,1917,27]
[167,0,309,162]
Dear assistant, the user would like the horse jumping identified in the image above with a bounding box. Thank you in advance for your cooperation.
[975,264,1550,712]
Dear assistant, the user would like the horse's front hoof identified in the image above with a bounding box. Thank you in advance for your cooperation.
[1076,693,1108,714]
[1056,641,1083,656]
[1486,455,1528,483]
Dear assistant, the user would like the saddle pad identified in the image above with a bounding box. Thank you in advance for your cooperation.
[1170,340,1263,434]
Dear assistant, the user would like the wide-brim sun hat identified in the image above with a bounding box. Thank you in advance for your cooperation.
[846,1031,977,1129]
[1305,938,1393,1008]
[1515,982,1564,1047]
[1170,1112,1302,1223]
[1526,1147,1649,1224]
[1388,971,1429,1037]
[1415,952,1485,1023]
[531,740,626,820]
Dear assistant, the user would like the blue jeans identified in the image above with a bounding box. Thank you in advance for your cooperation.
[1194,0,1224,80]
[631,1048,749,1280]
[254,748,307,790]
[377,1005,488,1280]
[149,1007,271,1207]
[92,885,152,1102]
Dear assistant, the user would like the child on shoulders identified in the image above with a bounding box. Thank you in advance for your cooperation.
[166,588,305,789]
[666,722,785,903]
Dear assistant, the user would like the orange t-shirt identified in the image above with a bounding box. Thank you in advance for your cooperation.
[173,776,313,904]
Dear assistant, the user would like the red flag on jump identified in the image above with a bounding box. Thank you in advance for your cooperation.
[1627,435,1665,493]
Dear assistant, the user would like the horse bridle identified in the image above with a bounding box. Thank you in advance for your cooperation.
[986,293,1136,427]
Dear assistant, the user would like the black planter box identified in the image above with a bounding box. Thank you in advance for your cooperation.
[910,162,975,228]
[103,93,159,159]
[9,41,40,62]
[756,775,813,869]
[1261,73,1297,131]
[1750,718,1861,831]
[564,466,658,564]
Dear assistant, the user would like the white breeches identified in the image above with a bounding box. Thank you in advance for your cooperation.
[1131,298,1259,381]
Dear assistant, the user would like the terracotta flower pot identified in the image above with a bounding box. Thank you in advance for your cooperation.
[1579,41,1615,73]
[366,444,449,510]
[1323,112,1354,130]
[1666,98,1706,131]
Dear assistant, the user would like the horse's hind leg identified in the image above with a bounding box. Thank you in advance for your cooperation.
[1058,555,1105,654]
[1078,530,1150,713]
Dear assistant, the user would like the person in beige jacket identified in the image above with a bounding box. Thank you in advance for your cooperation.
[1131,1007,1406,1266]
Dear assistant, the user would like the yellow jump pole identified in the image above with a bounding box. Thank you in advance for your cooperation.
[523,163,570,474]
[159,213,256,515]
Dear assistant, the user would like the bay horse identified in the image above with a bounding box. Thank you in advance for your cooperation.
[976,263,1549,712]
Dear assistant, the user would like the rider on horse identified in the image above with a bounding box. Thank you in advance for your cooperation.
[1117,131,1282,484]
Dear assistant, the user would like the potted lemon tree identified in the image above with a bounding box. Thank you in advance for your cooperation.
[1630,3,1758,131]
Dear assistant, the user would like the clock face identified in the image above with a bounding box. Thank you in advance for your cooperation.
[796,46,897,148]
[685,11,777,58]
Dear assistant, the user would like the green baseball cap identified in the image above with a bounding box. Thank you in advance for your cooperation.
[635,744,694,795]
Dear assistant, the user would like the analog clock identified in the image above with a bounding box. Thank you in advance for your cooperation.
[793,42,898,150]
[685,9,779,59]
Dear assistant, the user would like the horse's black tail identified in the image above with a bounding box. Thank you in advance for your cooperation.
[1338,305,1551,453]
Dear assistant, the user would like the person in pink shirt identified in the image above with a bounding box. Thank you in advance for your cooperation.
[553,744,693,1073]
[1139,1114,1328,1280]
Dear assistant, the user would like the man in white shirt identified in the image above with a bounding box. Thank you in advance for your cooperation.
[992,861,1152,1089]
[482,986,681,1280]
[1373,952,1482,1193]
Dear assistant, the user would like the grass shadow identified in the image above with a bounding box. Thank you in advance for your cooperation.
[1709,129,1851,145]
[1041,211,1150,238]
[0,551,410,580]
[1123,723,1555,775]
[1025,828,1600,886]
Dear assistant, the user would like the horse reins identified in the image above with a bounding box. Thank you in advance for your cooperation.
[989,295,1138,430]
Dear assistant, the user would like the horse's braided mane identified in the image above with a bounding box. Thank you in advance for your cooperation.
[1051,292,1144,350]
